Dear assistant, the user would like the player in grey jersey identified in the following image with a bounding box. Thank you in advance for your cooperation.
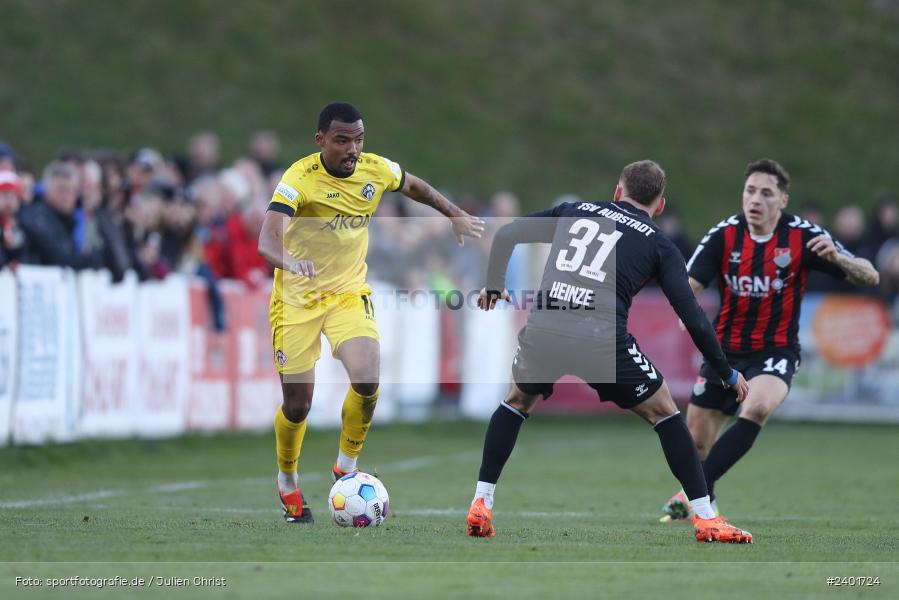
[466,160,753,544]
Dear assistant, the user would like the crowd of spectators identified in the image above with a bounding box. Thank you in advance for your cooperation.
[1,136,899,315]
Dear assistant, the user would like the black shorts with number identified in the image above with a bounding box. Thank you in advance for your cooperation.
[511,326,665,409]
[690,347,801,416]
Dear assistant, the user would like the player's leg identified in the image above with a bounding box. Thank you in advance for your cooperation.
[275,371,316,522]
[468,328,552,537]
[468,381,541,538]
[324,290,381,479]
[661,369,737,519]
[630,383,717,520]
[701,374,788,498]
[686,404,730,460]
[276,371,315,486]
[333,336,380,477]
[630,383,752,543]
[270,295,323,523]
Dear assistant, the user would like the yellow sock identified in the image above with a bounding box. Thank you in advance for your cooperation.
[339,386,379,459]
[274,405,307,473]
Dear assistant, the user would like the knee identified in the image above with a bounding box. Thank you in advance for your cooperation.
[506,389,538,414]
[282,388,312,422]
[740,403,773,426]
[347,361,379,395]
[351,382,379,398]
[693,434,712,456]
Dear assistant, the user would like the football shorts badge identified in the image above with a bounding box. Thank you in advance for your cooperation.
[693,377,706,396]
[773,248,791,268]
[276,349,288,367]
[361,183,376,200]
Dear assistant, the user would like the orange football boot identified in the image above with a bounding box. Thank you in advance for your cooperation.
[332,463,363,482]
[693,514,752,543]
[278,483,313,524]
[466,498,496,538]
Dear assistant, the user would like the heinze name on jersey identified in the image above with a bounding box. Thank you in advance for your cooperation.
[548,281,596,308]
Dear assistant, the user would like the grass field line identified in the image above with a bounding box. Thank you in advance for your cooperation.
[0,449,482,509]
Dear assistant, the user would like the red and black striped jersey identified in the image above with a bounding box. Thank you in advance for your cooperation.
[686,213,852,353]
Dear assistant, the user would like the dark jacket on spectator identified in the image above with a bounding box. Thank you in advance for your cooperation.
[18,199,104,270]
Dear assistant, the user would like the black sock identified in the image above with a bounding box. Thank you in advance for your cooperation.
[702,417,762,500]
[477,403,528,484]
[701,460,715,502]
[654,412,708,501]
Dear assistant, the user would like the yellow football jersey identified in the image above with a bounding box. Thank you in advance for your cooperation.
[268,151,404,307]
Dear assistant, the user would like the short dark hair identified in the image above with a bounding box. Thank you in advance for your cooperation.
[745,158,790,191]
[620,160,666,205]
[318,102,363,132]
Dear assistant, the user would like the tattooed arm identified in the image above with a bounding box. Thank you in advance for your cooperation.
[807,234,880,287]
[400,172,485,245]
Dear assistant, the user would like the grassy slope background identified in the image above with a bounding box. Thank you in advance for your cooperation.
[1,0,898,235]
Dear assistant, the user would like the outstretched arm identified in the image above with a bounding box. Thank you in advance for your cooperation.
[658,240,736,385]
[400,172,485,245]
[479,209,560,310]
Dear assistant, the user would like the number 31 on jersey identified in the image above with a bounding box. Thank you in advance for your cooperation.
[556,218,623,283]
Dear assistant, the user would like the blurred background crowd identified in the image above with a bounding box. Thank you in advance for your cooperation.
[2,134,899,318]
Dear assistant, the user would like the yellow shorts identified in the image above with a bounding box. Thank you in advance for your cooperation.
[269,287,378,374]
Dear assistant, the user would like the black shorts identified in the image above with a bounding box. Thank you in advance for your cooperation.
[690,347,801,416]
[511,327,664,409]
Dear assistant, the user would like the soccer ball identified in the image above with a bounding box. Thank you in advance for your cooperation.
[328,472,389,527]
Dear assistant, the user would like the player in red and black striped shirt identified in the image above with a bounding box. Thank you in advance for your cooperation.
[661,159,879,522]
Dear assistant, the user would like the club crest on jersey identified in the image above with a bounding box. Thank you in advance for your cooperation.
[361,183,376,200]
[773,248,792,268]
[730,251,741,264]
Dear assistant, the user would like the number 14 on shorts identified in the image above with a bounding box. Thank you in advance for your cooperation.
[762,357,788,375]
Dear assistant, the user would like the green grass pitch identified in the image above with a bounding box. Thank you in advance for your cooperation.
[1,415,896,599]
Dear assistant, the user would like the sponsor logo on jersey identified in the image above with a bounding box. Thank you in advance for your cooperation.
[773,247,792,268]
[320,213,373,230]
[326,191,340,199]
[635,383,649,397]
[723,273,792,297]
[730,251,742,264]
[361,183,376,200]
[275,182,299,202]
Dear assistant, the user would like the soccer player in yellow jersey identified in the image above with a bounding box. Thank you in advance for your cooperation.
[258,102,485,523]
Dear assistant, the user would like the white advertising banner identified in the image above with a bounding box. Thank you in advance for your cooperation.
[77,270,139,438]
[459,306,518,419]
[12,266,78,444]
[135,275,190,437]
[0,269,18,446]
